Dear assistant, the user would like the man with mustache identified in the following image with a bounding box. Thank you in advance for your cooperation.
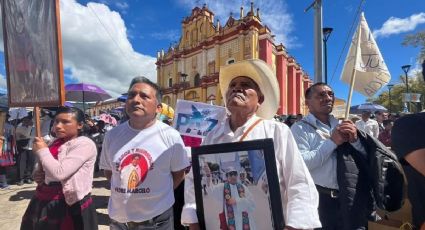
[291,83,370,230]
[181,59,321,230]
[100,77,190,230]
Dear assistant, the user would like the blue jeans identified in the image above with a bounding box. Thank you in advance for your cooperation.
[110,207,174,230]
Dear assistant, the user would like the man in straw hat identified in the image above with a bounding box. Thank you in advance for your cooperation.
[181,59,321,229]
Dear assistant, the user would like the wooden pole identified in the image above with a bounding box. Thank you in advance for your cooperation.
[344,69,357,119]
[344,16,362,120]
[34,107,41,137]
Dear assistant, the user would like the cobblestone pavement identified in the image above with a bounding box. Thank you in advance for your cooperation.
[0,171,110,230]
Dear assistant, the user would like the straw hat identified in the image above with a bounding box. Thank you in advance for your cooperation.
[219,59,280,119]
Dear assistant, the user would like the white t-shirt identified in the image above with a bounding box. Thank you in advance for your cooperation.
[100,120,190,223]
[355,119,379,138]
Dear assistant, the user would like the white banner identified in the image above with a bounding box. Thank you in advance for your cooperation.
[173,100,227,138]
[402,93,422,102]
[340,13,391,97]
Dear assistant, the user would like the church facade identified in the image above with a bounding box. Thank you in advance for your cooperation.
[156,4,312,115]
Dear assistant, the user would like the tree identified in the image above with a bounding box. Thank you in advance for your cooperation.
[402,30,425,82]
[402,30,425,61]
[371,72,425,113]
[376,30,425,113]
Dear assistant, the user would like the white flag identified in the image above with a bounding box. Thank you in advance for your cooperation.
[340,12,391,97]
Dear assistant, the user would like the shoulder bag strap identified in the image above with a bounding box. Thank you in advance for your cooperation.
[239,118,263,142]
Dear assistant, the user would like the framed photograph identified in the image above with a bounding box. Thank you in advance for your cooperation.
[192,138,284,230]
[1,0,65,107]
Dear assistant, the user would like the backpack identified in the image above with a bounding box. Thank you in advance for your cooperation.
[361,132,407,212]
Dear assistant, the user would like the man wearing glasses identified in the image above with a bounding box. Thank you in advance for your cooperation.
[291,83,370,230]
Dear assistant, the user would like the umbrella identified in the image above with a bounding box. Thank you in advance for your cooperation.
[110,106,124,114]
[98,113,117,126]
[117,94,127,102]
[65,83,112,111]
[43,102,74,112]
[8,107,29,120]
[64,101,74,107]
[350,103,387,114]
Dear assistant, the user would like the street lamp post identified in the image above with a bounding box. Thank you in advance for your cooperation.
[387,84,394,113]
[401,65,411,112]
[322,27,333,84]
[180,73,188,100]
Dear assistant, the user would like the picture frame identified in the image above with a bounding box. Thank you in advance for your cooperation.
[1,0,65,107]
[191,138,285,230]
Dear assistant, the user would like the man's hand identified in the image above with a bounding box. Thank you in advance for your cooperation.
[32,137,48,153]
[338,120,358,143]
[188,223,201,230]
[330,127,347,145]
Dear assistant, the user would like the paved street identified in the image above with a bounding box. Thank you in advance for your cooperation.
[0,171,110,230]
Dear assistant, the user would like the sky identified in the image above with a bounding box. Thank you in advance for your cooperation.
[0,0,424,107]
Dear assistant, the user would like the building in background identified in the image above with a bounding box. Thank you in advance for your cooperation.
[156,3,313,115]
[86,100,124,117]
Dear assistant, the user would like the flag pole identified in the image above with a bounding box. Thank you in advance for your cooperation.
[344,15,362,120]
[34,107,41,137]
[344,69,357,119]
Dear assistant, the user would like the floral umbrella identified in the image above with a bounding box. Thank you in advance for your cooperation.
[99,113,117,126]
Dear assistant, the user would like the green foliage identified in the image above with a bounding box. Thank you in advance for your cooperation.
[375,31,425,113]
[371,72,425,113]
[402,30,425,61]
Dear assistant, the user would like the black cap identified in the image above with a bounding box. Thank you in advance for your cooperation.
[391,112,425,159]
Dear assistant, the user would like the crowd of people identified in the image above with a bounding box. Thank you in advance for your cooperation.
[0,59,423,230]
[0,107,118,189]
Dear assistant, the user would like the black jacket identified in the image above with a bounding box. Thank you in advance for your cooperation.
[335,130,405,229]
[336,130,372,230]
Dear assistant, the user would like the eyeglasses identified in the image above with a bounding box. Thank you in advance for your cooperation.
[226,171,238,177]
[314,91,334,100]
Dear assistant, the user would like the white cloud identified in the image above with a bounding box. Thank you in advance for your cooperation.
[58,0,156,96]
[373,12,425,39]
[177,0,297,47]
[115,2,129,10]
[409,62,423,78]
[0,0,156,97]
[114,1,129,14]
[0,74,6,89]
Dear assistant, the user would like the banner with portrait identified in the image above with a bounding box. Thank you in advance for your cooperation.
[1,0,65,107]
[191,139,284,230]
[402,93,422,103]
